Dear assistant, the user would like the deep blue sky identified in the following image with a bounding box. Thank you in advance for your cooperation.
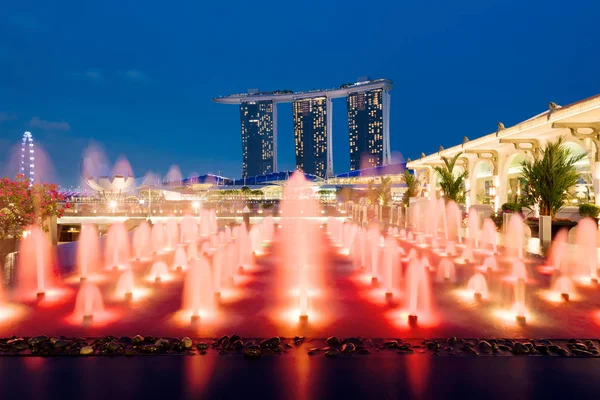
[1,0,599,186]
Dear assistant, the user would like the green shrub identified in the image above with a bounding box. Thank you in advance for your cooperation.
[579,203,600,218]
[501,203,522,213]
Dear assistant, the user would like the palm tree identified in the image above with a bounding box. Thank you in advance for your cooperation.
[366,180,378,205]
[401,170,420,208]
[377,176,393,206]
[520,136,586,217]
[433,153,468,204]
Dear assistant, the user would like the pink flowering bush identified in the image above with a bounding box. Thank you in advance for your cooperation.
[0,174,69,239]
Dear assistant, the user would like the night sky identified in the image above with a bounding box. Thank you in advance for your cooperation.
[1,0,599,186]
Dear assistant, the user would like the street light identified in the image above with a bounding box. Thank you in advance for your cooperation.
[488,185,497,198]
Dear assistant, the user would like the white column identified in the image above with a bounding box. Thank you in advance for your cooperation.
[594,161,600,206]
[272,102,278,172]
[326,96,334,177]
[382,90,391,165]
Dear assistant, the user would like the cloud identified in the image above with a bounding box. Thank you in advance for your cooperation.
[83,70,104,82]
[118,69,151,82]
[28,117,71,132]
[0,112,16,123]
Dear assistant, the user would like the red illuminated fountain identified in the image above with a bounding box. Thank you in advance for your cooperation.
[77,224,100,281]
[17,226,54,300]
[115,269,135,301]
[278,172,325,323]
[467,273,488,301]
[382,235,398,302]
[105,222,130,270]
[132,221,152,262]
[406,258,432,326]
[149,261,170,283]
[74,282,104,323]
[182,256,214,322]
[172,247,188,272]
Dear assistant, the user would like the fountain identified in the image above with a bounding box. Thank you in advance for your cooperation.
[236,222,253,273]
[382,235,398,301]
[77,224,100,281]
[437,258,456,283]
[74,282,104,322]
[224,241,238,285]
[515,277,526,324]
[151,222,167,254]
[212,244,225,300]
[445,241,457,256]
[165,218,179,250]
[547,229,569,274]
[467,273,488,300]
[172,246,188,272]
[406,258,432,325]
[481,218,497,254]
[180,215,198,244]
[17,226,53,299]
[182,256,214,322]
[115,269,135,301]
[553,276,574,301]
[446,201,463,244]
[105,222,130,270]
[149,261,169,282]
[462,245,474,262]
[511,259,527,281]
[368,225,381,285]
[132,221,152,261]
[506,214,524,260]
[277,172,325,322]
[575,217,598,282]
[187,243,198,261]
[350,228,364,269]
[467,208,479,248]
[482,256,497,274]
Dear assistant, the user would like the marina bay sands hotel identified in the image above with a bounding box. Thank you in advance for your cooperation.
[213,77,393,178]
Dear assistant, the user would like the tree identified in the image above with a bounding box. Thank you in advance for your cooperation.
[433,153,468,204]
[520,136,586,217]
[0,175,68,239]
[377,176,393,206]
[337,187,357,203]
[366,180,379,205]
[401,170,419,208]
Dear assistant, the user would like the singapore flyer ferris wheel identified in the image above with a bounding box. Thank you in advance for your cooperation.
[20,131,35,186]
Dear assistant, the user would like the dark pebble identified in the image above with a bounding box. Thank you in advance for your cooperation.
[29,335,49,346]
[218,350,228,355]
[357,349,371,355]
[341,343,356,354]
[383,340,399,348]
[342,337,363,346]
[571,349,595,356]
[324,349,339,357]
[308,351,317,356]
[535,345,549,355]
[326,337,341,347]
[132,335,144,346]
[118,336,132,345]
[231,340,244,350]
[260,337,281,349]
[243,348,261,359]
[447,337,457,345]
[196,342,209,350]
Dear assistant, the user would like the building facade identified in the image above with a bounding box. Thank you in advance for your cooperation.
[347,89,384,171]
[239,100,275,177]
[293,97,328,178]
[406,95,600,213]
